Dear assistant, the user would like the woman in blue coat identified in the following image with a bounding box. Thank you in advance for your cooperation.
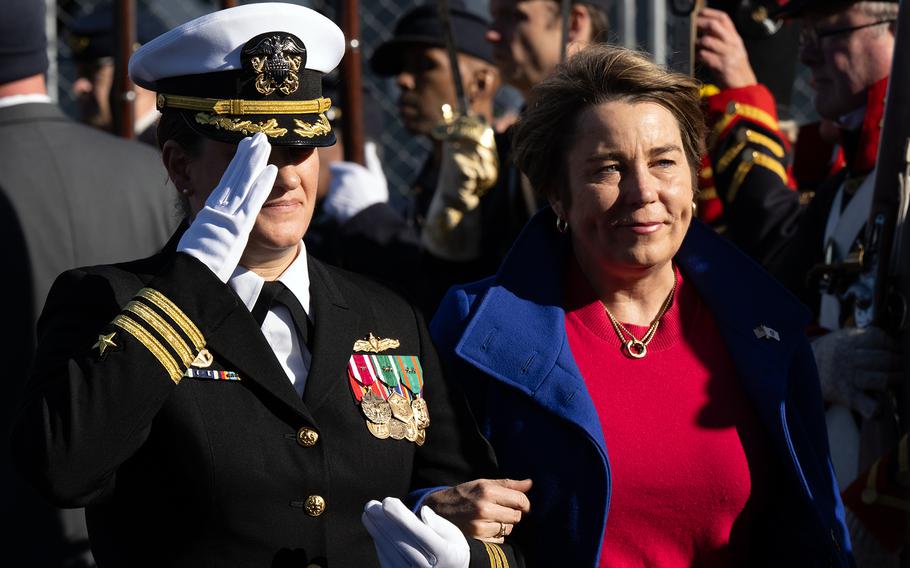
[427,45,853,567]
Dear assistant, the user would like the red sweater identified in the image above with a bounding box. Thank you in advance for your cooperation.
[564,261,770,567]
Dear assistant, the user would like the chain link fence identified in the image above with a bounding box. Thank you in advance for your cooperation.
[51,0,818,206]
[52,0,451,210]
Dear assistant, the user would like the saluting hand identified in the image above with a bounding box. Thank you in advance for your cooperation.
[423,478,532,543]
[177,132,278,282]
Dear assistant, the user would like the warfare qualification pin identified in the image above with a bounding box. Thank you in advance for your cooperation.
[353,333,400,354]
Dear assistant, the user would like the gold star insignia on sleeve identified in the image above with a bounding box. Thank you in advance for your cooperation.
[93,332,118,356]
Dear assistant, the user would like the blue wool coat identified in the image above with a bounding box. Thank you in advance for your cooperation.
[430,209,854,567]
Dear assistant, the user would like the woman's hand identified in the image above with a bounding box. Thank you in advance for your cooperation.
[176,132,278,282]
[695,7,758,90]
[423,478,532,543]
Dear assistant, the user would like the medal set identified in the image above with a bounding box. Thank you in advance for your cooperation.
[348,353,430,445]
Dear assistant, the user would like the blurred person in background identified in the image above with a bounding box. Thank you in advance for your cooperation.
[320,1,501,314]
[481,0,610,269]
[697,0,906,562]
[0,0,177,565]
[66,1,170,145]
[692,0,803,230]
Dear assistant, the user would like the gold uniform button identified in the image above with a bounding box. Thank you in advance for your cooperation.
[297,427,319,447]
[305,495,326,517]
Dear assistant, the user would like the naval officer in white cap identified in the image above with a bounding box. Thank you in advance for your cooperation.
[10,4,522,567]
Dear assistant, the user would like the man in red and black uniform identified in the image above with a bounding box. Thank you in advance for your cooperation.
[693,0,802,229]
[698,0,906,562]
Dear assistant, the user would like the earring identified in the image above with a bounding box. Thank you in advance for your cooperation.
[179,188,190,195]
[556,216,569,233]
[692,201,698,216]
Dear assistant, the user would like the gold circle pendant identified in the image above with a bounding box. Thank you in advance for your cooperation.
[625,339,647,359]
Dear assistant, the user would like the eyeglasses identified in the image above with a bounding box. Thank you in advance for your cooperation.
[799,19,895,48]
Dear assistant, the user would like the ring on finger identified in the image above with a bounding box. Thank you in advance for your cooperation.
[494,521,506,539]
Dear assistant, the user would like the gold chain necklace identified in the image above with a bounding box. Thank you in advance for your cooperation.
[602,278,677,359]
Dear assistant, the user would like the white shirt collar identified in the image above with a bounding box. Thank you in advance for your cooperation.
[228,241,312,319]
[0,94,52,109]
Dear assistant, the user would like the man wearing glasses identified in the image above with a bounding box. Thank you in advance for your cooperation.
[698,1,903,564]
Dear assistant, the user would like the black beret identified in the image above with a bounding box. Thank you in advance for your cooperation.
[370,2,494,76]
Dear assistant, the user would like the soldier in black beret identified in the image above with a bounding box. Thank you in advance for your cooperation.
[0,0,178,565]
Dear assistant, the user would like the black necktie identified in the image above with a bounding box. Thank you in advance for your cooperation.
[251,281,313,349]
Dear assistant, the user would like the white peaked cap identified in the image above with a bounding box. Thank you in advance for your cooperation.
[129,2,344,90]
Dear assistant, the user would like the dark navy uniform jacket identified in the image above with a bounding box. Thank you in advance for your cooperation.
[431,209,854,567]
[11,229,519,568]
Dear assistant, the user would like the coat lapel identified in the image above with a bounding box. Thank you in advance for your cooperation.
[674,222,825,500]
[157,230,310,418]
[676,222,810,426]
[301,257,359,413]
[204,301,310,417]
[455,211,608,455]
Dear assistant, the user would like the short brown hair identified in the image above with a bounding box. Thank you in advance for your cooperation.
[512,44,705,203]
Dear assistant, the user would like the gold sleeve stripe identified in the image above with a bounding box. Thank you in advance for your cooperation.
[482,542,497,568]
[699,165,714,179]
[709,102,778,151]
[112,314,183,384]
[743,129,785,158]
[727,152,788,203]
[727,102,778,132]
[715,141,746,174]
[158,93,332,115]
[136,288,204,350]
[715,127,784,175]
[493,542,509,568]
[124,301,193,366]
[482,542,509,568]
[752,152,788,183]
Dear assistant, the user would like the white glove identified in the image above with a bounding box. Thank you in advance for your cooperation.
[362,498,470,568]
[322,141,389,223]
[812,326,901,419]
[177,133,277,282]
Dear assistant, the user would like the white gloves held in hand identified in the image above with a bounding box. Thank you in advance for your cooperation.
[362,498,469,568]
[812,326,901,419]
[177,133,278,282]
